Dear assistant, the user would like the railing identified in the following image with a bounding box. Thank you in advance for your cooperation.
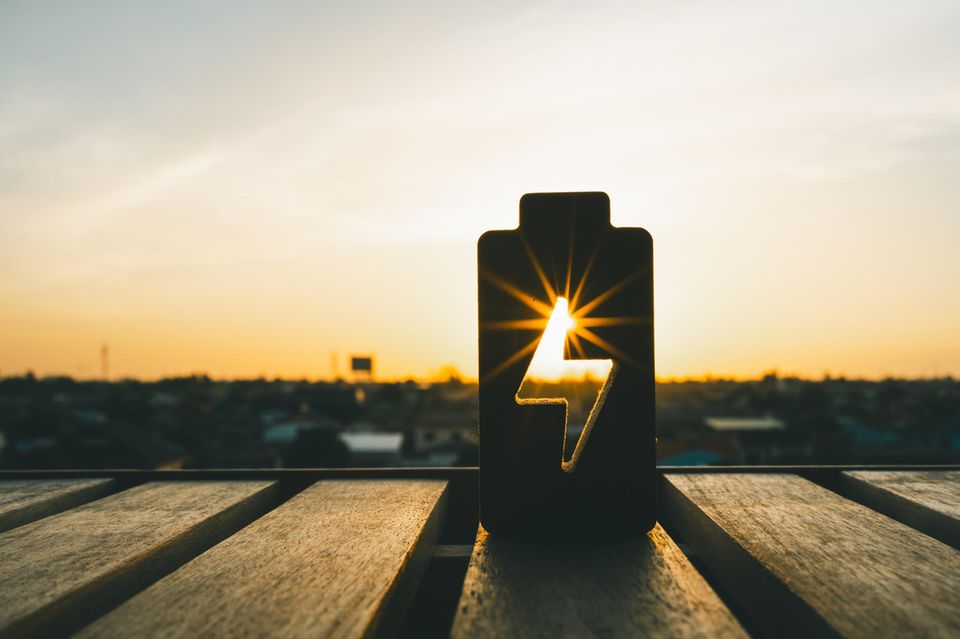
[0,465,957,638]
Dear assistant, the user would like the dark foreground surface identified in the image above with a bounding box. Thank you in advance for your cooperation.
[0,466,957,638]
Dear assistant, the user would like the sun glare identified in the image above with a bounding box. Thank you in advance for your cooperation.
[515,296,618,471]
[520,297,612,383]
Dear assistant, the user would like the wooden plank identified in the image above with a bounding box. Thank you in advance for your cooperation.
[77,479,448,639]
[839,470,960,549]
[662,473,960,639]
[450,524,748,639]
[0,479,114,533]
[0,480,279,639]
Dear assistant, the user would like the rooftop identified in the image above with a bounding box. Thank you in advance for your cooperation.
[705,416,786,431]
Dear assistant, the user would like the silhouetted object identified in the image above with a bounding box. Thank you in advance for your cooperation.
[351,356,373,382]
[478,192,655,540]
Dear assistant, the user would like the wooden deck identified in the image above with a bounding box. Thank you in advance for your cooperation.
[0,467,957,638]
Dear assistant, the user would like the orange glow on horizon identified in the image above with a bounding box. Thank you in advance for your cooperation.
[2,3,959,382]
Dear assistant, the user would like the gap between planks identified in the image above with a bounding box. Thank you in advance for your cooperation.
[0,480,292,639]
[75,479,449,639]
[0,479,118,534]
[662,473,960,639]
[450,524,747,638]
[836,470,960,549]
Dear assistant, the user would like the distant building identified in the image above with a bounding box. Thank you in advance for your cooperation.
[705,416,785,432]
[705,415,810,464]
[343,416,392,433]
[403,405,477,466]
[659,449,724,466]
[262,414,339,445]
[339,432,402,466]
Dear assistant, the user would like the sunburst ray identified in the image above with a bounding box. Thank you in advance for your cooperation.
[574,326,642,370]
[571,267,646,319]
[576,316,651,328]
[569,240,600,310]
[480,269,553,317]
[481,318,550,331]
[520,234,557,304]
[481,334,542,384]
[568,331,587,359]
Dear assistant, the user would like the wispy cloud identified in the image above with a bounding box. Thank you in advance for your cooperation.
[1,0,959,378]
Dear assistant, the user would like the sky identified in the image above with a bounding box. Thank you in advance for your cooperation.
[1,0,959,380]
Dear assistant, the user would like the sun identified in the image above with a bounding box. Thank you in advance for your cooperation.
[515,296,618,472]
[478,239,650,385]
[520,297,612,383]
[478,235,649,471]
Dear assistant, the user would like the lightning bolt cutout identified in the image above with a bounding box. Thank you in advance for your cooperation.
[516,297,618,473]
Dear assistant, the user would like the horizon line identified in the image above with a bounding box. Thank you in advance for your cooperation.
[1,371,956,385]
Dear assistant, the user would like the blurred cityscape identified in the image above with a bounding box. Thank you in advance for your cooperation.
[1,371,958,469]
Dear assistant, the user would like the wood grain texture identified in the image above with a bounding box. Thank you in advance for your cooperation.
[0,480,278,639]
[839,470,960,549]
[0,479,114,533]
[663,473,960,639]
[77,479,448,639]
[450,525,747,639]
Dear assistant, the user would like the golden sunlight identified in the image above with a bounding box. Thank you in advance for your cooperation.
[520,297,613,383]
[516,296,618,470]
